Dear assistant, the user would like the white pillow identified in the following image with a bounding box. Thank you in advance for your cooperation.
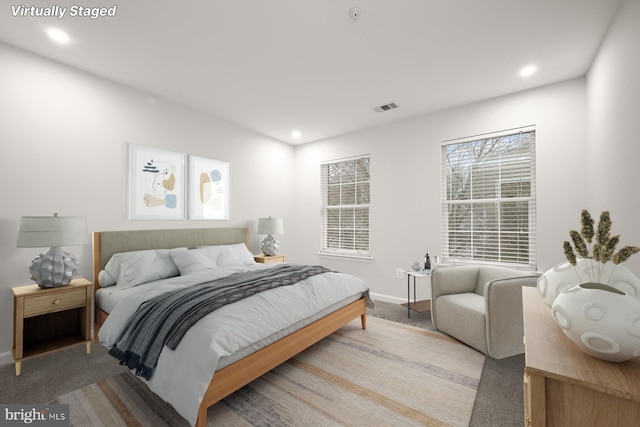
[98,269,117,287]
[103,248,187,289]
[171,248,219,275]
[227,243,256,266]
[196,243,256,267]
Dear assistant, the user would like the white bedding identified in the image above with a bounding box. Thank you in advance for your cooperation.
[98,264,371,426]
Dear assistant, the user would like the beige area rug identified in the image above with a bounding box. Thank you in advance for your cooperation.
[53,316,485,426]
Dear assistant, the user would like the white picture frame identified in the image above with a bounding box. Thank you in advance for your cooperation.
[128,144,186,220]
[188,155,230,220]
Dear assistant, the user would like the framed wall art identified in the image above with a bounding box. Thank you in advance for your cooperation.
[128,143,186,220]
[188,155,230,220]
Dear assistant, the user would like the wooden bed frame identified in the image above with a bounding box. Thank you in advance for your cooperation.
[92,227,367,427]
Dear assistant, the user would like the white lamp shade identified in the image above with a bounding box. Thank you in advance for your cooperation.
[257,217,284,235]
[17,216,88,248]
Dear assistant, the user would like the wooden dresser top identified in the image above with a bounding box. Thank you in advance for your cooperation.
[523,286,640,401]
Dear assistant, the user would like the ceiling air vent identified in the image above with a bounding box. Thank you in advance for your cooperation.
[375,102,398,112]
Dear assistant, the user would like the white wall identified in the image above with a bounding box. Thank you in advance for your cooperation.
[291,78,589,303]
[0,42,295,364]
[587,0,640,273]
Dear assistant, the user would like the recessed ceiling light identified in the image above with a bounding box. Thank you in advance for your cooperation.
[292,130,302,139]
[520,65,537,77]
[47,28,70,44]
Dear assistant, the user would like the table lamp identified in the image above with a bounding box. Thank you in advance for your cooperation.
[17,213,89,288]
[257,217,284,256]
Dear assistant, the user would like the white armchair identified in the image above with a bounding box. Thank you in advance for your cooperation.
[431,264,540,359]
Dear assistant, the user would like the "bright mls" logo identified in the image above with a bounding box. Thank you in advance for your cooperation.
[0,405,68,426]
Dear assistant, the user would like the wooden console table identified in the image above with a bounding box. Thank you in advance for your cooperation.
[522,287,640,426]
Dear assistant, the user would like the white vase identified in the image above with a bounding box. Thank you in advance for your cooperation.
[538,259,640,307]
[551,283,640,362]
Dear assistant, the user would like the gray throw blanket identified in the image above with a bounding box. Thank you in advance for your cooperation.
[108,264,332,380]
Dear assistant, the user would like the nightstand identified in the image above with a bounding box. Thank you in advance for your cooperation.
[12,278,93,376]
[254,254,285,264]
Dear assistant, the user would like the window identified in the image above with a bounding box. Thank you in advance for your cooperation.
[320,155,371,258]
[441,127,536,269]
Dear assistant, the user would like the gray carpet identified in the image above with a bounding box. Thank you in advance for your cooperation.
[471,353,524,427]
[1,301,523,426]
[0,344,128,404]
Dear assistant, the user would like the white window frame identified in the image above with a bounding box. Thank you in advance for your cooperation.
[319,155,371,259]
[441,126,537,270]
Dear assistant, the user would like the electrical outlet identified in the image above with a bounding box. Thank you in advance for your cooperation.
[396,268,404,278]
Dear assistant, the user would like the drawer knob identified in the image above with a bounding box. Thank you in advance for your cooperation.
[53,299,61,305]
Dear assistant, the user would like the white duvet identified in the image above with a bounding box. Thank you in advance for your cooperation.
[98,264,371,426]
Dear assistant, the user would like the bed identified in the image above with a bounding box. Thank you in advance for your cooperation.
[92,227,371,427]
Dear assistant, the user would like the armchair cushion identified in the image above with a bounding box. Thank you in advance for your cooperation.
[436,293,487,354]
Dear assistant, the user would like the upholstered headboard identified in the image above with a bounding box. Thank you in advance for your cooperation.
[92,227,250,289]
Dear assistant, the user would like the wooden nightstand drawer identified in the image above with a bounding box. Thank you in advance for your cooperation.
[23,289,86,317]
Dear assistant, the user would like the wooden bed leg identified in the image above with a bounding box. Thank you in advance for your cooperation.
[361,313,367,329]
[195,404,207,427]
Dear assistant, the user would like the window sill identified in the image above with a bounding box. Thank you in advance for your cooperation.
[443,258,537,272]
[318,252,373,262]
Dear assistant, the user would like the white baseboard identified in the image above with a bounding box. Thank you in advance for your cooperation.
[0,350,13,367]
[369,292,406,305]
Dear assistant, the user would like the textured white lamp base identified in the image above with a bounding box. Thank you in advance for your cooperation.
[260,234,280,256]
[29,246,78,288]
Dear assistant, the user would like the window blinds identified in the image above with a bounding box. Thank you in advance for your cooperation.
[320,155,371,258]
[441,127,536,269]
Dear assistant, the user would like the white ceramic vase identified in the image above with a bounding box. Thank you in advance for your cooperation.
[538,259,640,307]
[552,283,640,362]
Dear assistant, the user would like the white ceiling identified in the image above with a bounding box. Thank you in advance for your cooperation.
[0,1,622,145]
